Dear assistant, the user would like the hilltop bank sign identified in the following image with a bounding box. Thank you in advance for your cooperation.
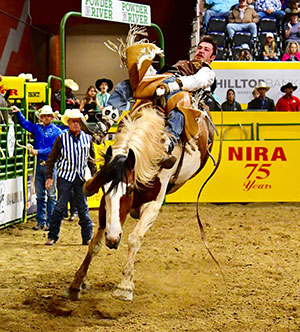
[211,62,300,106]
[81,0,151,26]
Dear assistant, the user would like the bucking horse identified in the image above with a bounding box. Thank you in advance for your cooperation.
[64,27,219,301]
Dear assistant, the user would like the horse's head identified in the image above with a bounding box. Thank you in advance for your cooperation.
[86,146,136,249]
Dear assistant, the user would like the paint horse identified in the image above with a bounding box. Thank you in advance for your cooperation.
[65,100,214,301]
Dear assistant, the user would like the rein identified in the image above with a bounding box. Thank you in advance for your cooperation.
[196,105,225,281]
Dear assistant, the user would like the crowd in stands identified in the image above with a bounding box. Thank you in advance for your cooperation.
[220,80,300,111]
[201,0,300,61]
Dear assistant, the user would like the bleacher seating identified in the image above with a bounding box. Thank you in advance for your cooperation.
[209,32,226,47]
[200,7,285,61]
[259,18,277,33]
[215,47,225,60]
[232,32,251,47]
[207,17,226,33]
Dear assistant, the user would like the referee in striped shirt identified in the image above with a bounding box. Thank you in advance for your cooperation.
[45,109,97,245]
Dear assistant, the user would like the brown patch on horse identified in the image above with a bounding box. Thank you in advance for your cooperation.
[132,177,161,210]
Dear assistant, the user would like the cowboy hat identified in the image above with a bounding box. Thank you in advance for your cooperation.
[65,79,79,91]
[256,81,270,91]
[280,82,298,92]
[95,78,114,92]
[35,105,59,120]
[287,9,300,16]
[18,73,37,82]
[61,108,84,125]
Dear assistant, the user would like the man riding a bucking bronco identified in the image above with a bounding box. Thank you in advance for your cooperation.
[80,26,217,168]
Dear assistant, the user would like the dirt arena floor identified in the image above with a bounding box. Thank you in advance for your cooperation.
[0,202,299,332]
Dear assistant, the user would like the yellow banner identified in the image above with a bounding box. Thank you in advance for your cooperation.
[0,76,25,99]
[25,82,47,103]
[166,140,300,203]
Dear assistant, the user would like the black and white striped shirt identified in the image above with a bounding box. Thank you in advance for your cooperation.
[46,130,96,182]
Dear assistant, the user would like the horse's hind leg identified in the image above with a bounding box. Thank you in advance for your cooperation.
[113,200,162,301]
[63,228,105,300]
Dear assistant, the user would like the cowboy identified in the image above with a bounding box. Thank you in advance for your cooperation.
[53,78,80,112]
[95,78,114,111]
[11,105,62,230]
[275,82,300,111]
[81,36,217,167]
[45,108,97,245]
[247,81,275,111]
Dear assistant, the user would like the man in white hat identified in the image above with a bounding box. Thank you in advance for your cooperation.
[247,81,275,110]
[11,105,62,230]
[53,79,80,112]
[45,108,97,245]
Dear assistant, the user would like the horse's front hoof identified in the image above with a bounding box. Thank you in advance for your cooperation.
[112,287,133,301]
[61,287,81,301]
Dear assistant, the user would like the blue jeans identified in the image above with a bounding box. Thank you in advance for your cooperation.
[35,162,57,227]
[107,79,133,114]
[226,23,257,41]
[257,10,285,27]
[48,175,93,243]
[203,10,230,30]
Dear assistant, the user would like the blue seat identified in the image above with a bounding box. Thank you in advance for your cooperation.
[260,18,277,33]
[208,17,226,33]
[233,31,251,47]
[209,32,226,47]
[215,47,225,60]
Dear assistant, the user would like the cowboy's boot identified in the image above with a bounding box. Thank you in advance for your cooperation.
[160,136,177,169]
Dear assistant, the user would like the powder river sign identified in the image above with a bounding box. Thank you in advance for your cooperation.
[81,0,151,26]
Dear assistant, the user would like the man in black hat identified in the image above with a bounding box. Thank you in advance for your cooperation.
[95,78,113,111]
[275,82,300,111]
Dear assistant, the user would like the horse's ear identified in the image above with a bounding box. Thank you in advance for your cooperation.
[126,148,135,171]
[4,89,11,100]
[105,145,113,164]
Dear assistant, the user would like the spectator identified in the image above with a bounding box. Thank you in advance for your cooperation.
[252,87,260,99]
[284,0,299,14]
[11,105,62,230]
[275,82,300,111]
[255,0,285,27]
[247,0,256,8]
[53,79,80,112]
[79,85,101,123]
[221,89,243,110]
[226,0,259,42]
[281,40,300,60]
[284,9,300,45]
[95,78,113,111]
[203,0,239,32]
[45,108,97,245]
[247,81,275,110]
[262,32,279,60]
[237,43,253,60]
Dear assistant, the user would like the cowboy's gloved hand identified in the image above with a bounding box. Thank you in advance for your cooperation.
[167,80,181,93]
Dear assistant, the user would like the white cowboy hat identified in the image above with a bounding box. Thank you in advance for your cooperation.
[256,81,270,91]
[65,79,79,91]
[35,105,60,120]
[18,73,37,82]
[61,108,84,126]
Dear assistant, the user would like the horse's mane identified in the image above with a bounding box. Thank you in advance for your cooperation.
[113,106,167,187]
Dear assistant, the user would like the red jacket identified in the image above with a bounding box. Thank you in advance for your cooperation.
[275,94,300,112]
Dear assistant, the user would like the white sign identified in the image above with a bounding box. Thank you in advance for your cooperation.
[81,0,151,26]
[0,177,24,226]
[212,62,300,107]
